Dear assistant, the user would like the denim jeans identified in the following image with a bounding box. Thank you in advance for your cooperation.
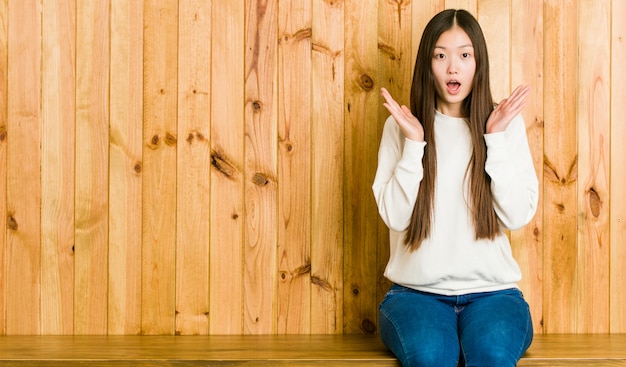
[379,284,533,367]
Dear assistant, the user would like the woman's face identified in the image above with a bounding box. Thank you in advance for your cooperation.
[431,26,476,117]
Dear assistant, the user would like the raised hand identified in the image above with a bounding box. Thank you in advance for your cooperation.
[381,87,424,142]
[486,85,530,134]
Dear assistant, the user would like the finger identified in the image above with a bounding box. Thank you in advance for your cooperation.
[400,105,414,119]
[507,85,530,105]
[381,88,400,109]
[499,86,530,112]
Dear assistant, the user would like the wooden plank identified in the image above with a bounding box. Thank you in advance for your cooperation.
[576,0,610,333]
[209,0,245,334]
[542,0,578,333]
[0,0,8,336]
[510,0,544,333]
[343,0,380,335]
[0,335,399,366]
[176,0,211,336]
[276,0,312,334]
[0,334,626,366]
[41,0,75,335]
[6,0,42,335]
[478,0,510,102]
[243,0,278,334]
[142,0,178,335]
[610,0,626,334]
[522,334,626,361]
[310,0,344,334]
[368,0,412,336]
[445,0,476,14]
[75,0,110,335]
[108,0,143,335]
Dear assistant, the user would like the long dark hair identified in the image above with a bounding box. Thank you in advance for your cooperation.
[405,9,499,251]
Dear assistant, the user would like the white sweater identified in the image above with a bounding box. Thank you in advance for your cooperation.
[372,111,538,296]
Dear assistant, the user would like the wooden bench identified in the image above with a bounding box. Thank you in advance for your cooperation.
[0,334,625,366]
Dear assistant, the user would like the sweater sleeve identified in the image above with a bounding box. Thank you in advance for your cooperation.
[484,114,539,230]
[372,116,427,232]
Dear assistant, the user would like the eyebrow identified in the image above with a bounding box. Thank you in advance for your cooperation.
[434,44,474,50]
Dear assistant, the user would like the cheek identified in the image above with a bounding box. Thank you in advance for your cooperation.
[431,65,447,84]
[465,61,477,79]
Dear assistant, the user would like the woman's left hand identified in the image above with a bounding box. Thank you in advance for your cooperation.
[486,85,530,133]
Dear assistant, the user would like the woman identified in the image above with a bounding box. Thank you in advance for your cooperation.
[372,9,538,367]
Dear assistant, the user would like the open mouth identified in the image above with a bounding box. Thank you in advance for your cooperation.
[447,80,461,94]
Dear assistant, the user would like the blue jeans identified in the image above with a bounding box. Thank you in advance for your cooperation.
[379,284,533,367]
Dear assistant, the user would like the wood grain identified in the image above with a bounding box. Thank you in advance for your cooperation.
[108,0,143,335]
[610,0,626,334]
[6,0,42,335]
[0,334,625,366]
[176,0,211,336]
[510,0,544,333]
[209,0,245,334]
[75,0,110,335]
[142,0,178,335]
[244,0,278,335]
[343,0,382,335]
[576,0,610,333]
[0,0,7,336]
[542,0,579,333]
[445,0,477,14]
[276,0,312,334]
[310,0,344,334]
[479,0,510,101]
[41,0,75,335]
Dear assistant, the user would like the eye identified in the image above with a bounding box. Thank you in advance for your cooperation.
[462,52,472,58]
[434,53,445,59]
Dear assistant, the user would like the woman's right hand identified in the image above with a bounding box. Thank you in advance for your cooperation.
[381,87,424,142]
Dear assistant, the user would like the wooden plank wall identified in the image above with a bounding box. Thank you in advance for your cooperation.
[0,0,624,335]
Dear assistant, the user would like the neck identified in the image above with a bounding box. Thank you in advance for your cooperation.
[436,98,465,117]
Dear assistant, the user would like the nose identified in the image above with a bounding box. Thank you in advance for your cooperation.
[447,58,459,74]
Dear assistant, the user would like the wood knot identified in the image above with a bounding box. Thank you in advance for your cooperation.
[588,187,601,218]
[378,42,399,61]
[149,134,160,148]
[252,100,262,112]
[361,319,376,334]
[133,162,142,174]
[359,74,374,91]
[351,286,360,296]
[7,214,17,231]
[311,275,333,292]
[186,131,207,144]
[0,126,6,141]
[211,150,238,178]
[295,262,311,277]
[281,140,294,154]
[252,173,269,186]
[280,27,312,44]
[164,132,177,146]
